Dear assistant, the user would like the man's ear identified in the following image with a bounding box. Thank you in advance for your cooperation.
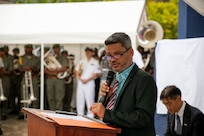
[176,95,182,101]
[129,48,134,56]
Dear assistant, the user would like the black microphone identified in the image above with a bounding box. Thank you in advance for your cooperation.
[99,71,115,105]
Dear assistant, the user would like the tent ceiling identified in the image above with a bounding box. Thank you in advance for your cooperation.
[0,1,145,46]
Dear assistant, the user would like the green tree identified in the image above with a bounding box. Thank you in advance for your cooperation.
[15,0,112,3]
[146,0,178,39]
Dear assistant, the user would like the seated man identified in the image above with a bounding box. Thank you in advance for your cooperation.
[160,85,204,136]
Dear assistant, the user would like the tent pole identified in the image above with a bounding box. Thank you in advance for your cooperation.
[40,43,44,110]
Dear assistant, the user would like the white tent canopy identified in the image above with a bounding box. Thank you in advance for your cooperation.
[0,0,145,48]
[0,1,146,109]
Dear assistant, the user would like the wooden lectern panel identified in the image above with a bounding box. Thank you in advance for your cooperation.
[23,108,120,136]
[56,126,118,136]
[24,108,56,136]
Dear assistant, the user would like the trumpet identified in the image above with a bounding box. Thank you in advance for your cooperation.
[44,50,68,79]
[0,78,7,101]
[20,71,36,104]
[78,63,83,76]
[0,57,6,101]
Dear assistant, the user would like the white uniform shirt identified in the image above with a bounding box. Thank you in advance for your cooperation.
[76,57,101,79]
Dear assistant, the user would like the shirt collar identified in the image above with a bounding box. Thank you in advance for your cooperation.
[116,63,134,83]
[176,101,186,118]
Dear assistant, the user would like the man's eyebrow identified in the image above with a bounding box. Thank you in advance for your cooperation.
[163,101,171,104]
[112,50,124,54]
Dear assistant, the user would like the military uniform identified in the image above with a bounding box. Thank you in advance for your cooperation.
[76,47,101,117]
[21,54,40,108]
[63,55,75,111]
[46,54,68,111]
[45,44,68,111]
[9,52,23,114]
[1,52,13,119]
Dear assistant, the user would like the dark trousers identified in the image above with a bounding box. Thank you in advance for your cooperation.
[9,76,22,114]
[94,77,101,102]
[63,80,74,111]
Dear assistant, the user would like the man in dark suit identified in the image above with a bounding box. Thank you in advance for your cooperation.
[160,85,204,136]
[90,32,157,136]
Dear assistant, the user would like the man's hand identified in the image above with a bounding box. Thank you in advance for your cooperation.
[90,103,106,118]
[81,79,89,84]
[100,82,112,99]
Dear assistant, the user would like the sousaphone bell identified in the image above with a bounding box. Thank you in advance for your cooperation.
[136,20,164,49]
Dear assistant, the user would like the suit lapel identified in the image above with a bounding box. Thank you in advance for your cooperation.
[182,103,190,136]
[114,64,138,108]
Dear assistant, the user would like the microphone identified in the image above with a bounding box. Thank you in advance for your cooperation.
[99,70,115,105]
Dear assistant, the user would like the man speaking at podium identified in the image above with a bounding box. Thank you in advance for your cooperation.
[90,32,157,136]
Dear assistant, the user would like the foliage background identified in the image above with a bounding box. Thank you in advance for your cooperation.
[146,0,178,39]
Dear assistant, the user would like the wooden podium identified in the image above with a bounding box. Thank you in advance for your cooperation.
[23,108,120,136]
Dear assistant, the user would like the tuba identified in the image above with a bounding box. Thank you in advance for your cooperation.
[44,50,68,79]
[136,20,163,69]
[136,20,163,49]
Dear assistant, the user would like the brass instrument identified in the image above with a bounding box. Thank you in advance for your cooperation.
[20,71,36,104]
[0,58,6,101]
[44,50,68,79]
[65,55,74,84]
[0,78,7,101]
[136,20,163,49]
[78,62,83,76]
[136,20,163,69]
[13,56,21,76]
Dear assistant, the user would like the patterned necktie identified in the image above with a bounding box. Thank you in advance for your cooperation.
[175,114,182,135]
[107,80,118,110]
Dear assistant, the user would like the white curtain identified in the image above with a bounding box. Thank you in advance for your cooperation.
[155,37,204,114]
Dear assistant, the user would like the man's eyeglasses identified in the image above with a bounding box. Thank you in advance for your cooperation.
[106,48,130,61]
